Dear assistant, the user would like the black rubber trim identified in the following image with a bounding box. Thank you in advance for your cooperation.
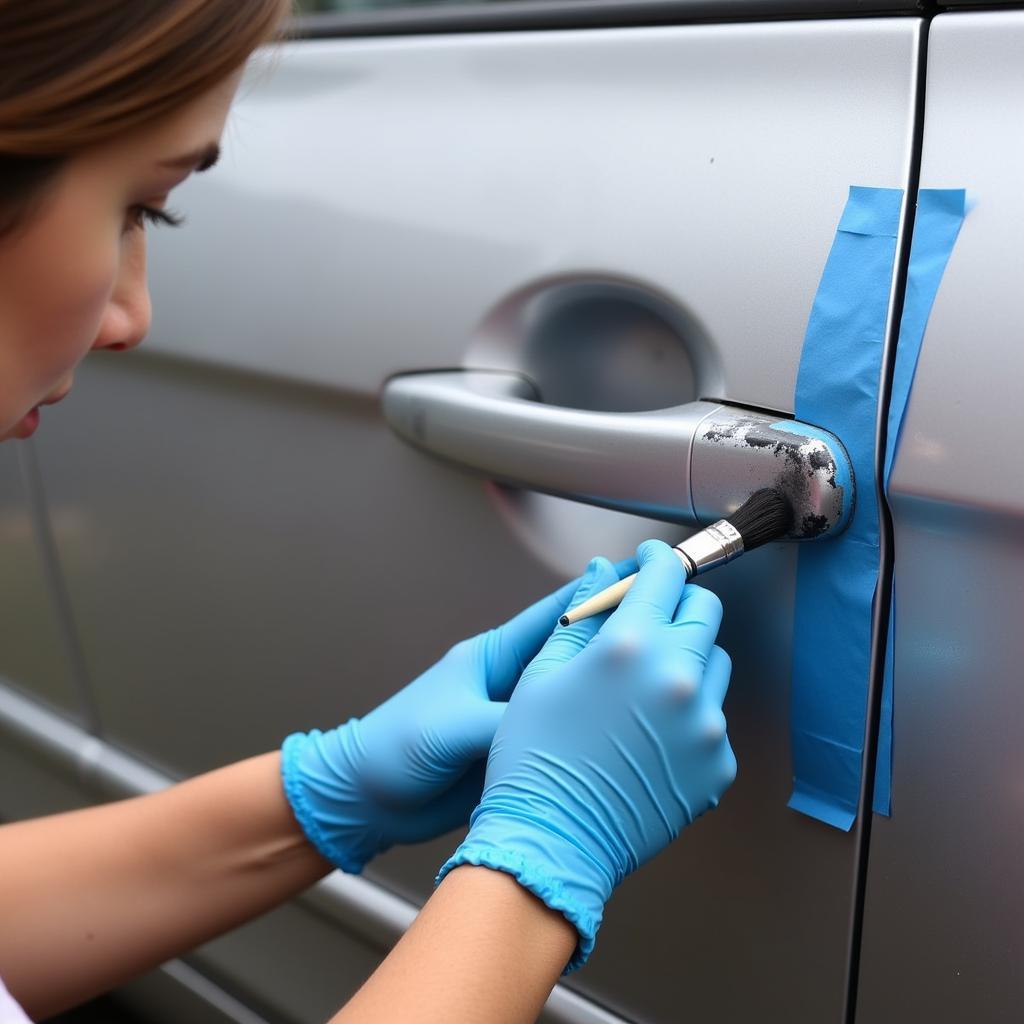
[291,0,926,40]
[938,0,1023,5]
[841,14,930,1024]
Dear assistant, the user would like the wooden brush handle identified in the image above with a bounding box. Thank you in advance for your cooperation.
[559,548,695,627]
[559,573,638,626]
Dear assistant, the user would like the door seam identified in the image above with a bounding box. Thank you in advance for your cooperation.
[841,12,932,1023]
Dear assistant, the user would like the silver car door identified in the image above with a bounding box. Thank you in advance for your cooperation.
[856,8,1024,1021]
[0,444,98,818]
[14,4,921,1022]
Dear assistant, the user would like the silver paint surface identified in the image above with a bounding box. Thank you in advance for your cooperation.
[691,414,851,538]
[0,445,80,719]
[384,372,852,536]
[147,26,917,414]
[856,13,1024,1021]
[9,19,920,1023]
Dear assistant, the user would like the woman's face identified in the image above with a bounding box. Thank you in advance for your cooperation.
[0,74,240,441]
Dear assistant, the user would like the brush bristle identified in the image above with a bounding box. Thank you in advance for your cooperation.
[726,488,792,550]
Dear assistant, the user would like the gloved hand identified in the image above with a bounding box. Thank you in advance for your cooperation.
[437,540,737,971]
[280,574,595,874]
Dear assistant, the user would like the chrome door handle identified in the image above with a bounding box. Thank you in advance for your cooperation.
[382,370,852,539]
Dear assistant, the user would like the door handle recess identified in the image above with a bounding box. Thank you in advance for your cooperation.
[382,370,852,540]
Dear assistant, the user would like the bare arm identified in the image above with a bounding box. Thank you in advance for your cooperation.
[1,759,572,1024]
[332,865,576,1024]
[0,752,331,1020]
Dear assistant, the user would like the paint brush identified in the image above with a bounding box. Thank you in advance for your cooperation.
[558,488,793,627]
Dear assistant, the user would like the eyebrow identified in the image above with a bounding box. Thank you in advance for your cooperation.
[158,143,221,173]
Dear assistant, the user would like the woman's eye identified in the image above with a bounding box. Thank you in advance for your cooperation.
[125,204,185,232]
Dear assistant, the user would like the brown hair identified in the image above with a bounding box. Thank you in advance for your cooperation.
[0,0,291,232]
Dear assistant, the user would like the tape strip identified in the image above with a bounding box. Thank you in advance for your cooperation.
[789,186,966,829]
[872,188,967,815]
[788,186,902,830]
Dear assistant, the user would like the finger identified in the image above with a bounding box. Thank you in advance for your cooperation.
[523,557,622,678]
[670,582,724,670]
[702,645,732,707]
[481,575,583,699]
[605,539,686,628]
[480,552,640,699]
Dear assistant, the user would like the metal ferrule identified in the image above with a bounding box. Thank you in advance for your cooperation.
[673,520,744,578]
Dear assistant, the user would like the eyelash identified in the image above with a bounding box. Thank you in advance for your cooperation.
[127,204,185,231]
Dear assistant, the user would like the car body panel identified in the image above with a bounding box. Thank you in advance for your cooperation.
[1,14,935,1024]
[856,12,1024,1021]
[0,446,81,720]
[145,25,918,414]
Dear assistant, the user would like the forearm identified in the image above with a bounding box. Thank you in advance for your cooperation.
[333,865,577,1024]
[0,751,331,1019]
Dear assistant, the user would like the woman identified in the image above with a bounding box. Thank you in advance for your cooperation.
[0,2,737,1022]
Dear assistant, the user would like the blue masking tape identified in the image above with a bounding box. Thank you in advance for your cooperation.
[789,187,966,829]
[789,186,902,830]
[872,188,967,815]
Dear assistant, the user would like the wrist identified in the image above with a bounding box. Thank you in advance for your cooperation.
[439,864,578,962]
[280,726,382,874]
[336,862,578,1021]
[436,807,613,971]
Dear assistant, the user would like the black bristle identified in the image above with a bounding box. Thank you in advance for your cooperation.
[726,488,792,550]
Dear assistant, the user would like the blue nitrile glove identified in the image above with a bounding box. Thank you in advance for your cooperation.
[280,573,610,874]
[437,540,737,971]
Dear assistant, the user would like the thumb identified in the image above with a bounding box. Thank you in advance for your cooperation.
[523,557,621,679]
[454,698,506,762]
[480,577,582,701]
[607,539,686,629]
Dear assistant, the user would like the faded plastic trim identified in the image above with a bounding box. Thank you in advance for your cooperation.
[158,961,273,1024]
[291,0,926,40]
[0,681,627,1024]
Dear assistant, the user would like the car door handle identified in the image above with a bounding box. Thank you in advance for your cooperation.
[382,370,852,539]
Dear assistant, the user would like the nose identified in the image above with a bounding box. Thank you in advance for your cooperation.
[92,229,152,352]
[93,289,151,352]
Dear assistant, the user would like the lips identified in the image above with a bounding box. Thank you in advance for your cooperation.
[7,384,71,441]
[12,407,41,440]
